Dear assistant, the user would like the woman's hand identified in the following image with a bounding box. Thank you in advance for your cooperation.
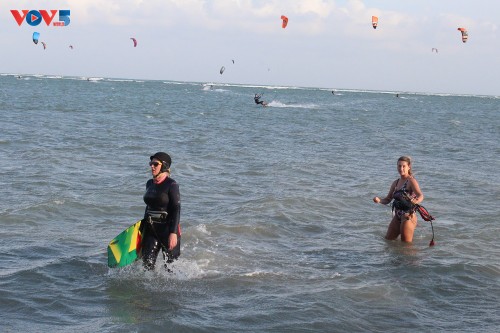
[373,196,381,203]
[168,233,178,250]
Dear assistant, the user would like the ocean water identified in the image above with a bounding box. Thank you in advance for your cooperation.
[0,74,499,332]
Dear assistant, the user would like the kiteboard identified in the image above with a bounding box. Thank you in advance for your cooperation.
[107,220,143,268]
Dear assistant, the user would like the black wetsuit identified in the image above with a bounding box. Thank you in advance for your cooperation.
[142,177,181,270]
[254,95,264,105]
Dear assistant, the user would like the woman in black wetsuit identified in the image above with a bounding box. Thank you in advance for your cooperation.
[142,152,181,270]
[373,156,424,243]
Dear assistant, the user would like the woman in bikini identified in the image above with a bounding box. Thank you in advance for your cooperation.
[373,156,424,242]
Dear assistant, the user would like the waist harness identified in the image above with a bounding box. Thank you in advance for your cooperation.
[392,179,416,214]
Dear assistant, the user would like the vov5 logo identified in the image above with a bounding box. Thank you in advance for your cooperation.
[11,10,70,27]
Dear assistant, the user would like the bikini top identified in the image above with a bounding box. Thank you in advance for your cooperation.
[393,179,409,201]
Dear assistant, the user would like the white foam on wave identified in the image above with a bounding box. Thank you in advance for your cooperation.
[107,78,134,82]
[267,100,319,109]
[241,269,286,278]
[201,82,234,92]
[106,256,214,282]
[163,81,201,86]
[195,224,211,235]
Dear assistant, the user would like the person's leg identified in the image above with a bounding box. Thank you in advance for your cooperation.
[162,236,181,272]
[142,232,161,270]
[400,213,417,242]
[385,215,401,240]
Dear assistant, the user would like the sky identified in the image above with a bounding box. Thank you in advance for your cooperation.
[1,0,499,95]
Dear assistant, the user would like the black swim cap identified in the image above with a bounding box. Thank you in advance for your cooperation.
[150,152,171,170]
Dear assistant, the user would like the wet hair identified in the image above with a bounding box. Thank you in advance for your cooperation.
[398,156,413,176]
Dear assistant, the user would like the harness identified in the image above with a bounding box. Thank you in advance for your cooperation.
[145,210,168,224]
[143,210,172,251]
[392,179,416,214]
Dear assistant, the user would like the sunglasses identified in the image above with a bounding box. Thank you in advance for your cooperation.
[149,161,161,167]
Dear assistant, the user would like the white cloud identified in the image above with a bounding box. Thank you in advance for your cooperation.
[292,0,334,18]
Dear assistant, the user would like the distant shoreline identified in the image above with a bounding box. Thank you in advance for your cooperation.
[2,72,498,98]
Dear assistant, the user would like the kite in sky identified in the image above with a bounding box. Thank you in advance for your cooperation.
[32,32,40,44]
[457,28,468,43]
[281,15,288,29]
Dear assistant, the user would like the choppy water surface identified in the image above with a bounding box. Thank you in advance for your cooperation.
[0,74,499,332]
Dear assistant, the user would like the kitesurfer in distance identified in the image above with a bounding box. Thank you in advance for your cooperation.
[254,93,267,106]
[142,152,181,271]
[372,156,424,243]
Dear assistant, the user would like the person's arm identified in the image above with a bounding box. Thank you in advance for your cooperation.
[167,181,181,250]
[373,180,396,205]
[408,178,424,205]
[143,179,152,220]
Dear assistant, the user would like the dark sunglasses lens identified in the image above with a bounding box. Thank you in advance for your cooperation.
[149,162,160,167]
